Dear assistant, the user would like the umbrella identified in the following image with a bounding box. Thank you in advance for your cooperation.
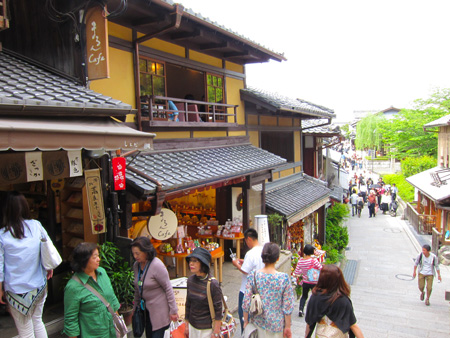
[370,184,382,189]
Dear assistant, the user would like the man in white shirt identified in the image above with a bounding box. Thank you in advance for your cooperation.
[413,244,441,306]
[231,228,264,332]
[350,189,359,216]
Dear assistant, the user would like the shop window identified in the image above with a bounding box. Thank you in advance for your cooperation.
[261,131,294,162]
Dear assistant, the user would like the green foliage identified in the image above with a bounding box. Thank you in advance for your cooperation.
[382,174,415,202]
[99,242,135,310]
[355,113,384,150]
[268,213,283,227]
[324,203,350,264]
[401,156,436,178]
[341,124,351,139]
[322,244,343,265]
[365,156,389,161]
[377,89,450,159]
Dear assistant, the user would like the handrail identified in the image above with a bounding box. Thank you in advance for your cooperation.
[139,95,238,125]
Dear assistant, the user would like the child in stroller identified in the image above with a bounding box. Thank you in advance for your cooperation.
[390,199,398,217]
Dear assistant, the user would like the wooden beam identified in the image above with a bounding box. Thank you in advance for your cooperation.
[199,41,229,51]
[223,51,249,58]
[170,28,202,40]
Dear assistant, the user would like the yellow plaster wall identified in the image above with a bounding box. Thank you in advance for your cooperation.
[225,61,244,73]
[249,131,259,147]
[247,115,258,125]
[189,50,222,68]
[155,131,191,139]
[229,131,246,137]
[89,47,136,108]
[294,118,301,127]
[108,22,132,41]
[280,168,294,178]
[279,117,293,127]
[226,77,245,124]
[140,37,185,58]
[294,131,301,162]
[193,131,227,138]
[260,116,277,126]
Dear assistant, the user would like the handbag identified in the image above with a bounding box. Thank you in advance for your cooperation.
[249,272,263,317]
[133,262,150,337]
[206,278,237,338]
[39,225,62,270]
[72,275,128,338]
[243,322,258,338]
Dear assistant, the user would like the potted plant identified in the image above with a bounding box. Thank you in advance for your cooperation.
[99,242,135,323]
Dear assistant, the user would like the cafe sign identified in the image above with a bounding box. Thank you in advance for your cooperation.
[86,5,109,80]
[147,208,178,240]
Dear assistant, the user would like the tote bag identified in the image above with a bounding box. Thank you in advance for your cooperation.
[39,226,62,270]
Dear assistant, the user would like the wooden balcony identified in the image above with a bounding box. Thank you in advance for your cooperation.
[137,95,238,131]
[404,201,436,234]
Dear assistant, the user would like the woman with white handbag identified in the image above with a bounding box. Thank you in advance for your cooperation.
[0,191,55,338]
[242,243,295,338]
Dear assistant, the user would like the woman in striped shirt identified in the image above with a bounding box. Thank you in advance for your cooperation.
[293,244,323,317]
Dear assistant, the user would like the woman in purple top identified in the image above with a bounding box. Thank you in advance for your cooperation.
[131,237,179,338]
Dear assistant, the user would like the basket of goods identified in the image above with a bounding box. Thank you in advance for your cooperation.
[160,243,174,253]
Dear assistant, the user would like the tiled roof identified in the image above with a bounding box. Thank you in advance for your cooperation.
[240,88,335,119]
[329,186,346,202]
[406,166,450,202]
[126,144,286,195]
[423,114,450,129]
[302,119,341,135]
[0,51,132,113]
[265,173,331,218]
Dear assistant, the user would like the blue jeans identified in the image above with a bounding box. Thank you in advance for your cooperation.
[238,291,244,333]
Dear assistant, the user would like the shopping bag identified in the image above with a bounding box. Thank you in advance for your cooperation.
[39,226,62,270]
[132,306,146,337]
[170,320,185,338]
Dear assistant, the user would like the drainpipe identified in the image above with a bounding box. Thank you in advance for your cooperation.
[133,4,184,130]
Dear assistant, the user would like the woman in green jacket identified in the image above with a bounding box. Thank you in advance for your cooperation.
[63,242,120,338]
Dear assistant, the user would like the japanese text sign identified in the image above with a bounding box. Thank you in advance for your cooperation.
[85,169,106,234]
[112,156,126,190]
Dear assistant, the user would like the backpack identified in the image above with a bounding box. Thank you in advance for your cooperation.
[358,200,364,207]
[306,267,320,282]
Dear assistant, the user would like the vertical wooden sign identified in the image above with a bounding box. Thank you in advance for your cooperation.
[86,6,109,80]
[85,169,106,234]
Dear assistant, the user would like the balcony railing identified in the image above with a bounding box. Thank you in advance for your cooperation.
[404,201,436,234]
[137,95,238,129]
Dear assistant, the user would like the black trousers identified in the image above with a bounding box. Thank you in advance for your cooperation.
[300,283,316,312]
[145,308,170,338]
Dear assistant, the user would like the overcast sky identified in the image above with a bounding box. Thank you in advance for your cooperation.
[178,0,450,122]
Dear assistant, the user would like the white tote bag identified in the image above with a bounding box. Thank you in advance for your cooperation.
[40,226,62,270]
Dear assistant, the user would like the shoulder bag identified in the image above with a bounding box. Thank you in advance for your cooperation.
[249,272,263,316]
[206,278,237,338]
[133,262,150,338]
[72,275,128,338]
[39,224,62,270]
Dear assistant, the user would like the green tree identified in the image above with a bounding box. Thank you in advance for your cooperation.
[340,124,351,139]
[378,88,450,159]
[355,113,384,151]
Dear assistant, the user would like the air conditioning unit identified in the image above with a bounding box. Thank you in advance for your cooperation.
[0,0,9,32]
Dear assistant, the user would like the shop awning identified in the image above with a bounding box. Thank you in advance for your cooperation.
[406,166,450,202]
[126,144,287,196]
[0,117,155,151]
[265,173,331,225]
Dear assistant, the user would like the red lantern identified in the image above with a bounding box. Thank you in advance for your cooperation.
[112,156,126,191]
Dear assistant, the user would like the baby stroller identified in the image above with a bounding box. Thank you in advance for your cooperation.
[390,200,398,217]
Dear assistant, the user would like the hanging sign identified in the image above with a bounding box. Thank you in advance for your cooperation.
[68,150,83,177]
[42,150,70,180]
[0,153,26,185]
[86,6,109,80]
[25,152,43,182]
[85,169,106,234]
[147,208,178,240]
[112,156,126,190]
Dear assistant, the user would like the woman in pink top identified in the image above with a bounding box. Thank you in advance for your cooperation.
[294,244,322,317]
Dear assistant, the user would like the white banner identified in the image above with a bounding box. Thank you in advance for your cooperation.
[67,150,83,177]
[25,152,43,182]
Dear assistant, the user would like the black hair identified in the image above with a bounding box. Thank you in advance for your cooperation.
[422,244,431,252]
[244,228,258,240]
[303,244,316,256]
[261,242,280,264]
[200,262,210,274]
[1,191,31,239]
[71,242,99,273]
[131,237,156,263]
